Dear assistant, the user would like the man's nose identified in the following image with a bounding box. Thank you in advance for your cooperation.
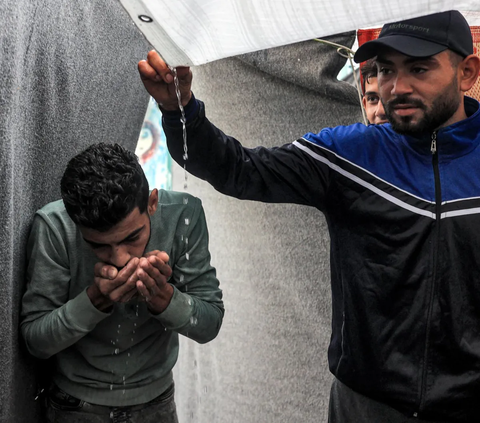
[391,73,413,96]
[109,246,131,269]
[376,100,387,121]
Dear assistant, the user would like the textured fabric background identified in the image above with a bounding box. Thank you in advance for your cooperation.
[171,33,362,423]
[0,1,150,421]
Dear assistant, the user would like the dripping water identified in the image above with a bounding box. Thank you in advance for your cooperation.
[169,66,191,272]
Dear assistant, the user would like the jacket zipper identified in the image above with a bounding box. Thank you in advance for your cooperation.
[418,131,441,415]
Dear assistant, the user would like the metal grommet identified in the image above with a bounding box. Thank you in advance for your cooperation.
[138,15,153,23]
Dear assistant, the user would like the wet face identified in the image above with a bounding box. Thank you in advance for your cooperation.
[80,190,158,268]
[362,76,388,125]
[376,50,463,135]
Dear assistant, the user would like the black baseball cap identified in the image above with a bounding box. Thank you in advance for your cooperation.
[354,10,473,63]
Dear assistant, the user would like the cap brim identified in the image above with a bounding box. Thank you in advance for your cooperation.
[354,35,448,63]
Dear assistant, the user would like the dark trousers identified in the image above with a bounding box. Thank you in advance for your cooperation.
[328,378,450,423]
[45,383,178,423]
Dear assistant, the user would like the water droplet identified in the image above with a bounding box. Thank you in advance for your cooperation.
[183,197,188,204]
[134,323,136,327]
[131,338,134,342]
[190,316,198,326]
[181,235,184,241]
[114,348,120,354]
[186,253,190,260]
[180,274,185,283]
[128,352,131,357]
[110,384,113,391]
[188,299,192,306]
[185,237,189,246]
[123,389,126,394]
[185,218,190,225]
[123,376,126,382]
[118,324,121,328]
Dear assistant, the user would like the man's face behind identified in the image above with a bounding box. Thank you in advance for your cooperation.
[362,76,388,125]
[79,206,152,269]
[377,50,462,135]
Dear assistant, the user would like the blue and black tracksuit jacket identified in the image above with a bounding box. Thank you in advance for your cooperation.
[164,95,480,422]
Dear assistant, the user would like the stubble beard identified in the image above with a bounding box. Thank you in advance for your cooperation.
[384,78,461,136]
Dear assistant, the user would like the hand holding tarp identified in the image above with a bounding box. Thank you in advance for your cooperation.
[138,50,192,111]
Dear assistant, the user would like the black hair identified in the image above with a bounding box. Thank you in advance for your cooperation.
[360,58,378,93]
[60,143,149,231]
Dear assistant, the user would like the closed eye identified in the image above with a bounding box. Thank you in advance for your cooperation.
[87,241,107,250]
[123,236,140,244]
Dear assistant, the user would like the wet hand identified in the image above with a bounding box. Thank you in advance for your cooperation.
[89,258,140,310]
[136,253,173,314]
[138,50,192,111]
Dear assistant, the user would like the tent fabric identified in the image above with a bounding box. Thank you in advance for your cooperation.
[357,26,480,101]
[119,0,480,66]
[0,1,151,421]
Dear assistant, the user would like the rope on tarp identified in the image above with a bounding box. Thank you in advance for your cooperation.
[313,38,368,126]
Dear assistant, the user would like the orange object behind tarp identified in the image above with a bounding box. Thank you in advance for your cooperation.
[357,27,480,100]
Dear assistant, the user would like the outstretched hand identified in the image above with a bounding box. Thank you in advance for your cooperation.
[138,50,193,111]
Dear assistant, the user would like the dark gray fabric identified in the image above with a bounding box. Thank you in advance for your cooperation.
[0,1,151,421]
[172,33,362,423]
[328,379,450,423]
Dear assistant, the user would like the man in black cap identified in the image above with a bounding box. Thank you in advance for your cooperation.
[138,10,480,423]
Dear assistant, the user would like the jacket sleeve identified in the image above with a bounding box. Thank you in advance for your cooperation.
[20,213,110,359]
[163,96,331,211]
[153,198,224,344]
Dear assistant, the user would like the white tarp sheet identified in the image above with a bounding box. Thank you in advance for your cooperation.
[119,0,480,66]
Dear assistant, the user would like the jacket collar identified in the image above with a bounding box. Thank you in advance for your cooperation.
[395,96,480,158]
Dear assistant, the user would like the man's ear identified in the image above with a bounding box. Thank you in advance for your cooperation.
[459,54,480,93]
[147,189,159,215]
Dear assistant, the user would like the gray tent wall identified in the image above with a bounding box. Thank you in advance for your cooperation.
[0,1,150,421]
[172,34,362,423]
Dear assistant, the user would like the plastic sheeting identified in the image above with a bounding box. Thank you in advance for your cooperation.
[119,0,480,66]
